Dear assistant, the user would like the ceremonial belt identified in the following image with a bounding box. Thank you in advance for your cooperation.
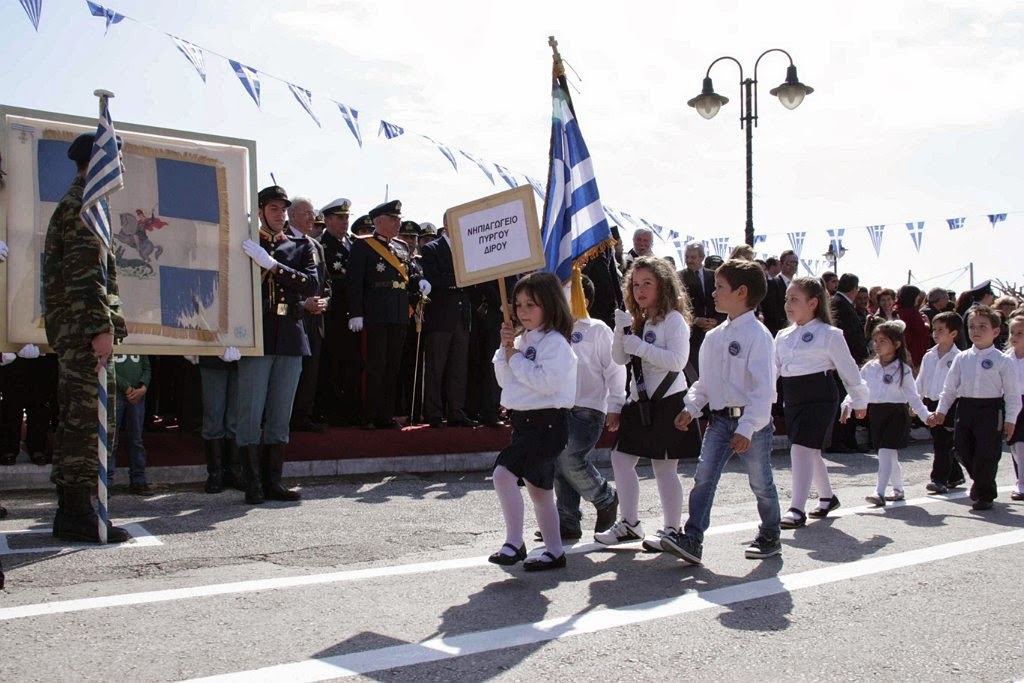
[363,237,409,282]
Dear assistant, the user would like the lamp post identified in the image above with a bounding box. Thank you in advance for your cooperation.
[823,242,847,273]
[687,49,814,247]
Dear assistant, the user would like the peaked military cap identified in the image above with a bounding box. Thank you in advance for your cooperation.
[965,280,993,297]
[321,197,351,216]
[67,132,123,165]
[258,185,291,208]
[351,214,374,234]
[419,221,438,237]
[399,220,421,236]
[369,199,402,220]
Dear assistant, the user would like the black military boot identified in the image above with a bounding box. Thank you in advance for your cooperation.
[222,438,245,491]
[52,484,65,537]
[241,445,264,505]
[262,444,300,501]
[54,486,131,544]
[203,439,224,494]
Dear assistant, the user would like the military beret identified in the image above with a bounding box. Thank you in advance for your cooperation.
[369,199,402,220]
[321,197,351,216]
[419,222,437,237]
[67,132,123,165]
[351,214,374,234]
[399,220,421,236]
[258,185,291,208]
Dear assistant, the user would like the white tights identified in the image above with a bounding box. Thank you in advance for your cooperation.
[492,465,563,558]
[876,448,904,496]
[610,450,683,530]
[788,444,834,514]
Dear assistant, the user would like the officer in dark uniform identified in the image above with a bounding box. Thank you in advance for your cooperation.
[317,197,363,426]
[237,185,318,503]
[398,220,427,421]
[347,200,431,429]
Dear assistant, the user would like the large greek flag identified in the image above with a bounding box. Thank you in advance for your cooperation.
[81,102,124,252]
[541,84,611,282]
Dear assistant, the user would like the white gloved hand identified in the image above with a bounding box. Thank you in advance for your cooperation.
[183,355,199,365]
[0,240,8,262]
[242,239,278,270]
[17,344,40,359]
[348,316,364,333]
[613,309,633,331]
[621,334,644,357]
[419,279,432,296]
[220,346,241,362]
[1,352,16,366]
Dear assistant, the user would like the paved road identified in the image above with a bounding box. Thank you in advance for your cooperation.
[2,441,1023,682]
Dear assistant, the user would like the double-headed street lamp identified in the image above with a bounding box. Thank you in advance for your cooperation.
[687,49,814,247]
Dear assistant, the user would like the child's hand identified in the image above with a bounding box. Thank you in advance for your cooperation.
[674,410,693,431]
[499,321,516,349]
[1005,422,1015,442]
[854,408,867,420]
[928,412,945,427]
[605,413,620,432]
[731,434,751,454]
[839,406,850,424]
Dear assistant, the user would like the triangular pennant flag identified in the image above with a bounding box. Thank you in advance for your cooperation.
[19,0,41,30]
[865,224,886,257]
[711,236,730,256]
[787,231,806,257]
[666,229,680,241]
[171,36,207,83]
[753,234,767,246]
[422,136,455,170]
[287,83,320,127]
[946,217,966,231]
[640,219,663,239]
[459,150,494,184]
[906,221,925,252]
[379,120,404,139]
[620,211,640,227]
[988,213,1007,228]
[494,164,518,189]
[335,101,362,147]
[86,1,124,34]
[826,227,845,255]
[800,259,820,276]
[229,59,261,109]
[525,176,545,199]
[603,205,626,228]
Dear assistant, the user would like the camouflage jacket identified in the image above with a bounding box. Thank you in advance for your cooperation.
[43,176,127,351]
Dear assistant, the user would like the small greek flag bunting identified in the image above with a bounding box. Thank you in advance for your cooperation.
[171,36,207,83]
[619,211,639,227]
[336,102,362,147]
[287,83,320,127]
[988,213,1007,228]
[711,236,730,256]
[81,103,124,252]
[866,224,886,256]
[19,0,41,30]
[800,259,821,276]
[787,231,806,257]
[667,229,680,241]
[640,218,663,239]
[946,217,966,231]
[753,234,767,246]
[229,60,261,109]
[422,136,455,170]
[459,151,495,185]
[826,228,845,254]
[525,176,545,199]
[494,164,518,189]
[906,221,925,252]
[87,1,124,34]
[379,120,404,139]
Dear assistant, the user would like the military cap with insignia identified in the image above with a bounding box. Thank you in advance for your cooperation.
[321,197,351,216]
[258,185,291,208]
[67,132,123,165]
[419,221,438,237]
[369,199,402,220]
[399,220,421,237]
[351,214,374,235]
[965,279,993,298]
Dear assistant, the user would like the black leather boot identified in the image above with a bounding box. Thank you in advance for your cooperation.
[241,445,264,505]
[203,439,224,494]
[54,486,130,544]
[262,444,300,501]
[222,438,245,491]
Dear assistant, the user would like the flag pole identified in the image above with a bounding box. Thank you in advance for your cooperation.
[93,88,114,545]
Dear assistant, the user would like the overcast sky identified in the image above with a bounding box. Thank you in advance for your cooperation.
[4,0,1023,293]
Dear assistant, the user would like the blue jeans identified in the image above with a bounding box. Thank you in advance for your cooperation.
[200,364,238,440]
[684,416,779,541]
[554,406,615,528]
[235,355,303,447]
[111,393,147,485]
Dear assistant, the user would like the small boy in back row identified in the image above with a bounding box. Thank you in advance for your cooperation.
[662,259,781,564]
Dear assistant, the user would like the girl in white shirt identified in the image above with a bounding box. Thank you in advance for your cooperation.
[490,272,578,571]
[1005,314,1024,501]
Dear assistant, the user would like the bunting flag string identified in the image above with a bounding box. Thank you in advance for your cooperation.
[753,234,767,246]
[287,83,320,127]
[86,1,123,34]
[494,164,518,189]
[710,236,730,256]
[946,217,966,231]
[336,101,362,147]
[459,151,495,185]
[19,0,42,31]
[788,231,806,257]
[171,36,207,83]
[826,227,845,254]
[422,136,455,170]
[229,59,261,109]
[866,224,886,257]
[906,221,925,252]
[988,213,1007,228]
[378,120,404,139]
[525,176,545,199]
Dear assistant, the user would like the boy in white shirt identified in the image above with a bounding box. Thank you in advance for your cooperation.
[916,311,965,493]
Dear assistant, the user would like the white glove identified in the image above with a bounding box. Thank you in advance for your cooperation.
[220,346,241,362]
[1,352,15,366]
[348,316,364,333]
[613,309,633,331]
[419,279,432,296]
[0,240,8,262]
[17,344,40,359]
[183,355,199,365]
[621,334,644,357]
[243,239,278,270]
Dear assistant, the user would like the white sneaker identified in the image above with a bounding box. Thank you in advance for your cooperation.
[594,519,645,546]
[642,527,678,552]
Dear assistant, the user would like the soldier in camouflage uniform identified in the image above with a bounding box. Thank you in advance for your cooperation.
[43,133,131,544]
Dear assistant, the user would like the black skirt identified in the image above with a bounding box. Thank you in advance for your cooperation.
[782,372,839,449]
[615,391,702,460]
[868,402,911,449]
[1008,395,1024,445]
[494,408,569,490]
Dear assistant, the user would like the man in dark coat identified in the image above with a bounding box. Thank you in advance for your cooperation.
[829,272,868,452]
[679,241,725,378]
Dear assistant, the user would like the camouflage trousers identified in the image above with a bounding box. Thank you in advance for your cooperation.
[51,343,117,487]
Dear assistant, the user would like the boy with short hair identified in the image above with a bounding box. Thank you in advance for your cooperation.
[917,311,965,493]
[929,306,1021,510]
[661,259,781,564]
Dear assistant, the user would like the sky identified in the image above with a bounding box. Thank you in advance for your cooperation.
[3,0,1023,294]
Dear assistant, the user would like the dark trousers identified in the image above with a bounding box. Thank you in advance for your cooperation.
[467,315,502,422]
[924,397,964,485]
[954,398,1004,503]
[364,323,408,423]
[1,356,57,456]
[830,376,860,449]
[291,320,323,425]
[424,323,470,422]
[318,320,363,424]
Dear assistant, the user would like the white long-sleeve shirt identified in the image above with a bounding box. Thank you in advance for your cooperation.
[612,309,689,400]
[1008,349,1024,395]
[775,318,870,410]
[570,318,626,414]
[916,345,960,401]
[937,345,1021,421]
[849,359,930,421]
[493,327,577,411]
[683,310,777,439]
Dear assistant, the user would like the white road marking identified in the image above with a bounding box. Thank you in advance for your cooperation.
[184,528,1024,682]
[0,523,162,556]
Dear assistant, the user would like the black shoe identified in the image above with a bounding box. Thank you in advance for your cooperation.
[534,526,583,542]
[0,452,17,466]
[864,494,886,507]
[660,531,703,565]
[488,543,527,566]
[594,492,619,533]
[807,495,841,518]
[745,534,782,559]
[972,500,993,511]
[780,508,806,529]
[948,477,966,489]
[925,481,948,494]
[373,419,401,430]
[30,451,51,466]
[129,483,155,497]
[523,551,566,572]
[0,504,7,519]
[262,444,301,501]
[826,444,858,454]
[481,418,507,427]
[447,417,480,428]
[428,419,444,429]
